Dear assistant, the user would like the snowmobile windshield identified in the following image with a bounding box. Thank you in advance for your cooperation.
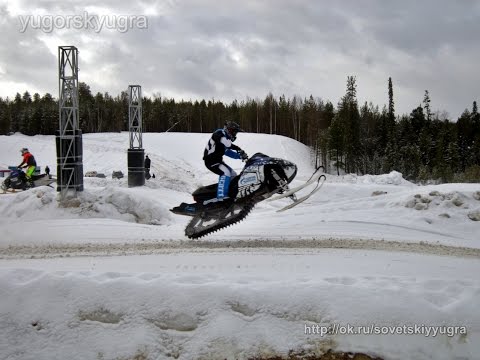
[245,153,270,166]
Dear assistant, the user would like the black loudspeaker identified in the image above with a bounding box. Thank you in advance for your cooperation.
[55,129,84,191]
[127,148,145,187]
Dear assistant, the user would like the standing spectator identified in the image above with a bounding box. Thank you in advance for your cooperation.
[145,155,151,180]
[45,165,51,178]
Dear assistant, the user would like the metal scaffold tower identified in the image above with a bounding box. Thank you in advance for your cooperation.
[127,85,145,187]
[56,46,83,200]
[129,85,143,149]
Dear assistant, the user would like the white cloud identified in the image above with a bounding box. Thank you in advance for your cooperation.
[0,0,479,118]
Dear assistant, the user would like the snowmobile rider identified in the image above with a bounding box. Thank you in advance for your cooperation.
[144,155,151,180]
[203,121,248,201]
[18,148,37,185]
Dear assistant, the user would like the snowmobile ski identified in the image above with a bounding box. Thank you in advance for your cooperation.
[1,188,26,194]
[276,174,326,212]
[268,166,324,202]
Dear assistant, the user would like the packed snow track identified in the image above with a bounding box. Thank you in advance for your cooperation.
[1,238,480,259]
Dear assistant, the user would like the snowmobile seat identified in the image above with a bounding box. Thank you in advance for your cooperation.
[193,176,240,202]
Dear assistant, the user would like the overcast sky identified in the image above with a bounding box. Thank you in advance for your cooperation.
[0,0,479,118]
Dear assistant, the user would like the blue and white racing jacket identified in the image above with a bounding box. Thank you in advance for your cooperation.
[203,128,242,166]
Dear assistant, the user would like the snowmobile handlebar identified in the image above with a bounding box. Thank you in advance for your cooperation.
[238,149,249,161]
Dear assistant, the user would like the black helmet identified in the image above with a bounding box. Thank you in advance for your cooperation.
[224,121,243,141]
[20,148,29,154]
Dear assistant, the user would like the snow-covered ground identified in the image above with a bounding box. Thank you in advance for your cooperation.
[1,132,479,360]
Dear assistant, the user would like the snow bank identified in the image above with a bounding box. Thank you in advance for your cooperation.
[1,250,479,360]
[0,185,172,226]
[329,171,413,186]
[401,188,480,223]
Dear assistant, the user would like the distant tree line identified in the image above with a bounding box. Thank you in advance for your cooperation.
[0,78,479,182]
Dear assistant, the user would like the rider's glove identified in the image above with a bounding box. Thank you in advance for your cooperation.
[238,150,248,161]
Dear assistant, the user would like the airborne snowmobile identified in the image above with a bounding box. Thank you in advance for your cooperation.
[1,168,55,193]
[171,152,326,239]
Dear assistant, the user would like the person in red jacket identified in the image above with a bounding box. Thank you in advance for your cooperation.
[18,148,37,185]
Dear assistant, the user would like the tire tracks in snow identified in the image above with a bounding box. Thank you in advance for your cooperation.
[1,238,480,259]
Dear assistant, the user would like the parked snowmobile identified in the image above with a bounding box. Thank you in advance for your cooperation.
[171,153,298,239]
[1,168,55,193]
